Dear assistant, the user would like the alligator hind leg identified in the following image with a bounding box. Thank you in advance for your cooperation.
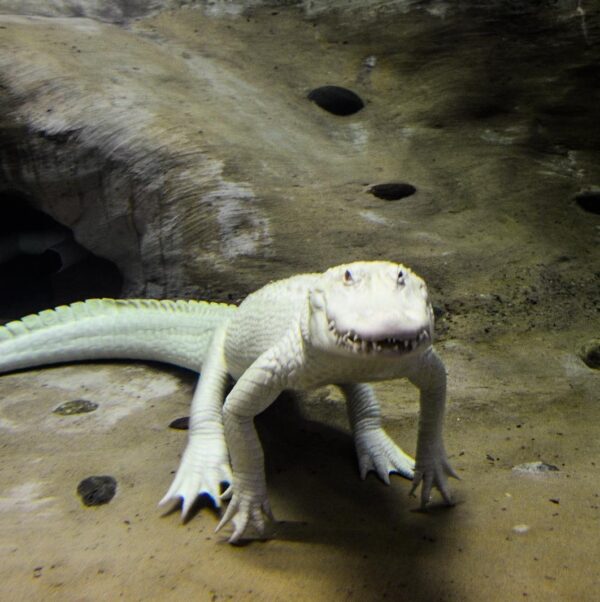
[159,325,232,518]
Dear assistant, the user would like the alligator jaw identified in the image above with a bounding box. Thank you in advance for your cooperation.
[327,320,431,356]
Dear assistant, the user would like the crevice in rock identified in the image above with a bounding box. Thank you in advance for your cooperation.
[0,190,122,321]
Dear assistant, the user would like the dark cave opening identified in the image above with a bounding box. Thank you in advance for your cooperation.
[0,191,123,321]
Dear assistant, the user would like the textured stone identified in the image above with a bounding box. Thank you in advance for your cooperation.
[53,399,99,415]
[77,475,117,506]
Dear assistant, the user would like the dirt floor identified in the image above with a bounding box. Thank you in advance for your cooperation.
[0,3,599,601]
[0,340,598,601]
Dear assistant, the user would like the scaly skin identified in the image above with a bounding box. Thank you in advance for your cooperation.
[0,261,457,543]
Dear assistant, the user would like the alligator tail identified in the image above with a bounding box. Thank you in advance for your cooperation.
[0,298,236,374]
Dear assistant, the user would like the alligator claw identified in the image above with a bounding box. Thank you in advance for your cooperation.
[409,450,458,508]
[216,492,274,543]
[159,446,232,519]
[355,427,415,483]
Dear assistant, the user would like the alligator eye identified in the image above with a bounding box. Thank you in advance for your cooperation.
[344,269,354,284]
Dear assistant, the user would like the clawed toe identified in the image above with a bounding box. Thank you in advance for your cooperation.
[159,462,232,521]
[409,455,459,509]
[216,495,275,543]
[355,428,416,484]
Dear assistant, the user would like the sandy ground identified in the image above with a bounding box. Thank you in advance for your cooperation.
[1,4,599,601]
[0,334,598,601]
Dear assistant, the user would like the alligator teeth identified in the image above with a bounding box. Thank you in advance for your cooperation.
[333,326,431,355]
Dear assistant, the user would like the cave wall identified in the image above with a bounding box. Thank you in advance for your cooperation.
[0,0,598,305]
[0,13,277,299]
[0,1,188,22]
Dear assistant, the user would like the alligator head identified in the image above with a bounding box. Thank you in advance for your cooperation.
[308,261,434,358]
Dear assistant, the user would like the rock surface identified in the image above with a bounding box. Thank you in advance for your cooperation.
[1,1,597,306]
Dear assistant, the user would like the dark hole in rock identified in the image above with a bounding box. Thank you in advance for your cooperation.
[432,304,445,320]
[0,190,123,321]
[307,86,364,116]
[368,182,417,201]
[169,416,190,430]
[77,475,117,506]
[468,102,512,120]
[575,190,600,215]
[579,340,600,369]
[54,399,99,415]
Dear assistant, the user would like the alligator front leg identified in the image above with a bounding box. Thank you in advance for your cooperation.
[159,325,232,517]
[407,349,458,508]
[341,383,415,483]
[215,343,293,543]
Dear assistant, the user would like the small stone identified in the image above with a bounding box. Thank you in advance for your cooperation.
[512,461,559,475]
[77,476,117,506]
[53,399,98,415]
[512,524,530,534]
[169,416,190,430]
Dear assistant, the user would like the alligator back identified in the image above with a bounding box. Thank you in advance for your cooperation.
[0,298,236,374]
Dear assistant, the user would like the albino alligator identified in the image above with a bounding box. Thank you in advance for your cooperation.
[0,261,457,543]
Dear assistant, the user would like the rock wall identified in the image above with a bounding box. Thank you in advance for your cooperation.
[0,0,598,307]
[0,14,277,298]
[0,1,185,22]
